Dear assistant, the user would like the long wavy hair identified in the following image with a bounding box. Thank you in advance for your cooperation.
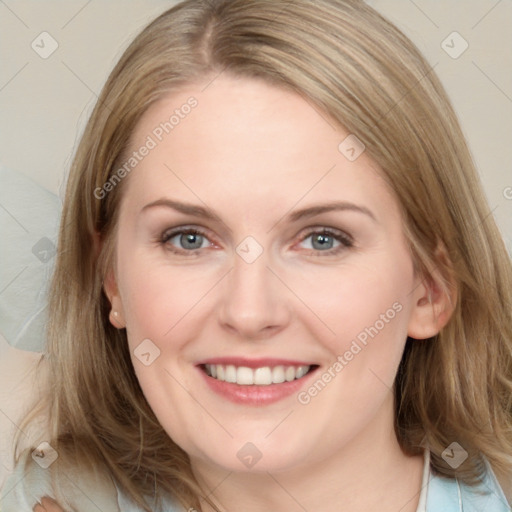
[14,0,512,510]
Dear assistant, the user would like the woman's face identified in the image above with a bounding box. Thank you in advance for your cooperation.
[106,75,431,474]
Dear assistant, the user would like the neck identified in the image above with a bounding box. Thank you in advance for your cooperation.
[190,393,425,512]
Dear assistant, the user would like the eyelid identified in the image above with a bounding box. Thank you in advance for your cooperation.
[298,225,353,243]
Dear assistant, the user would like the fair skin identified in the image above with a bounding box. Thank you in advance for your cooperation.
[37,75,453,511]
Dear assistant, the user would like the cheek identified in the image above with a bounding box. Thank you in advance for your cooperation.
[289,254,415,412]
[116,254,208,444]
[118,251,219,346]
[289,256,414,444]
[294,254,413,348]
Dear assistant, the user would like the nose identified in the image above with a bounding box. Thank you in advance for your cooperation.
[217,246,291,340]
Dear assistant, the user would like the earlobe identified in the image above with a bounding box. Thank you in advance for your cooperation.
[103,268,127,329]
[109,308,126,329]
[99,229,127,330]
[407,244,457,340]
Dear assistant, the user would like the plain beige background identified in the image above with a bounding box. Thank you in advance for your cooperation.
[1,0,511,495]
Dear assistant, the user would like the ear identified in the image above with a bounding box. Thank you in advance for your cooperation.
[407,243,457,340]
[96,230,126,330]
[103,268,126,329]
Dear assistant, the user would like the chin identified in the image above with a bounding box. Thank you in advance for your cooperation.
[187,433,315,475]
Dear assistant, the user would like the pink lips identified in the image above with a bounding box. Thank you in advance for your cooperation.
[196,357,318,406]
[197,356,314,368]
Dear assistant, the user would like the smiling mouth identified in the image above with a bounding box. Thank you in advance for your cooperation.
[201,364,318,386]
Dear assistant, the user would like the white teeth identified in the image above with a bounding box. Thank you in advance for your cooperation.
[285,367,296,382]
[237,367,254,385]
[225,365,237,383]
[296,366,308,379]
[254,367,272,385]
[204,364,311,385]
[271,366,285,384]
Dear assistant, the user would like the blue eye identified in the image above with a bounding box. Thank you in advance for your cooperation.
[299,229,353,255]
[161,228,211,253]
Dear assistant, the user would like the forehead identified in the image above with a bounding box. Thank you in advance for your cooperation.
[120,75,397,222]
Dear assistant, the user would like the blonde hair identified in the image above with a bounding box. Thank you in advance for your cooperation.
[14,0,512,510]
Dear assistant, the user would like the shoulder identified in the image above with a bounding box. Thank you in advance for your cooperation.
[0,447,120,511]
[114,481,184,512]
[426,455,511,512]
[1,447,185,512]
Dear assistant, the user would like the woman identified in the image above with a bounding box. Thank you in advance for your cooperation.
[2,0,512,510]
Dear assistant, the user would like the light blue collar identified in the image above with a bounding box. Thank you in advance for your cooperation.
[425,449,510,511]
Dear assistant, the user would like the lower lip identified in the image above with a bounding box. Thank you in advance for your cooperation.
[197,366,317,406]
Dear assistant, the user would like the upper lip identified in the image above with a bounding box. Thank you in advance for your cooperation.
[196,357,317,368]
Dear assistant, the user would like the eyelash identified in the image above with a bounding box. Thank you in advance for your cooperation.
[159,226,354,257]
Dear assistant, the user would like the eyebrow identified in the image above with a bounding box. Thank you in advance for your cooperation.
[141,198,377,224]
